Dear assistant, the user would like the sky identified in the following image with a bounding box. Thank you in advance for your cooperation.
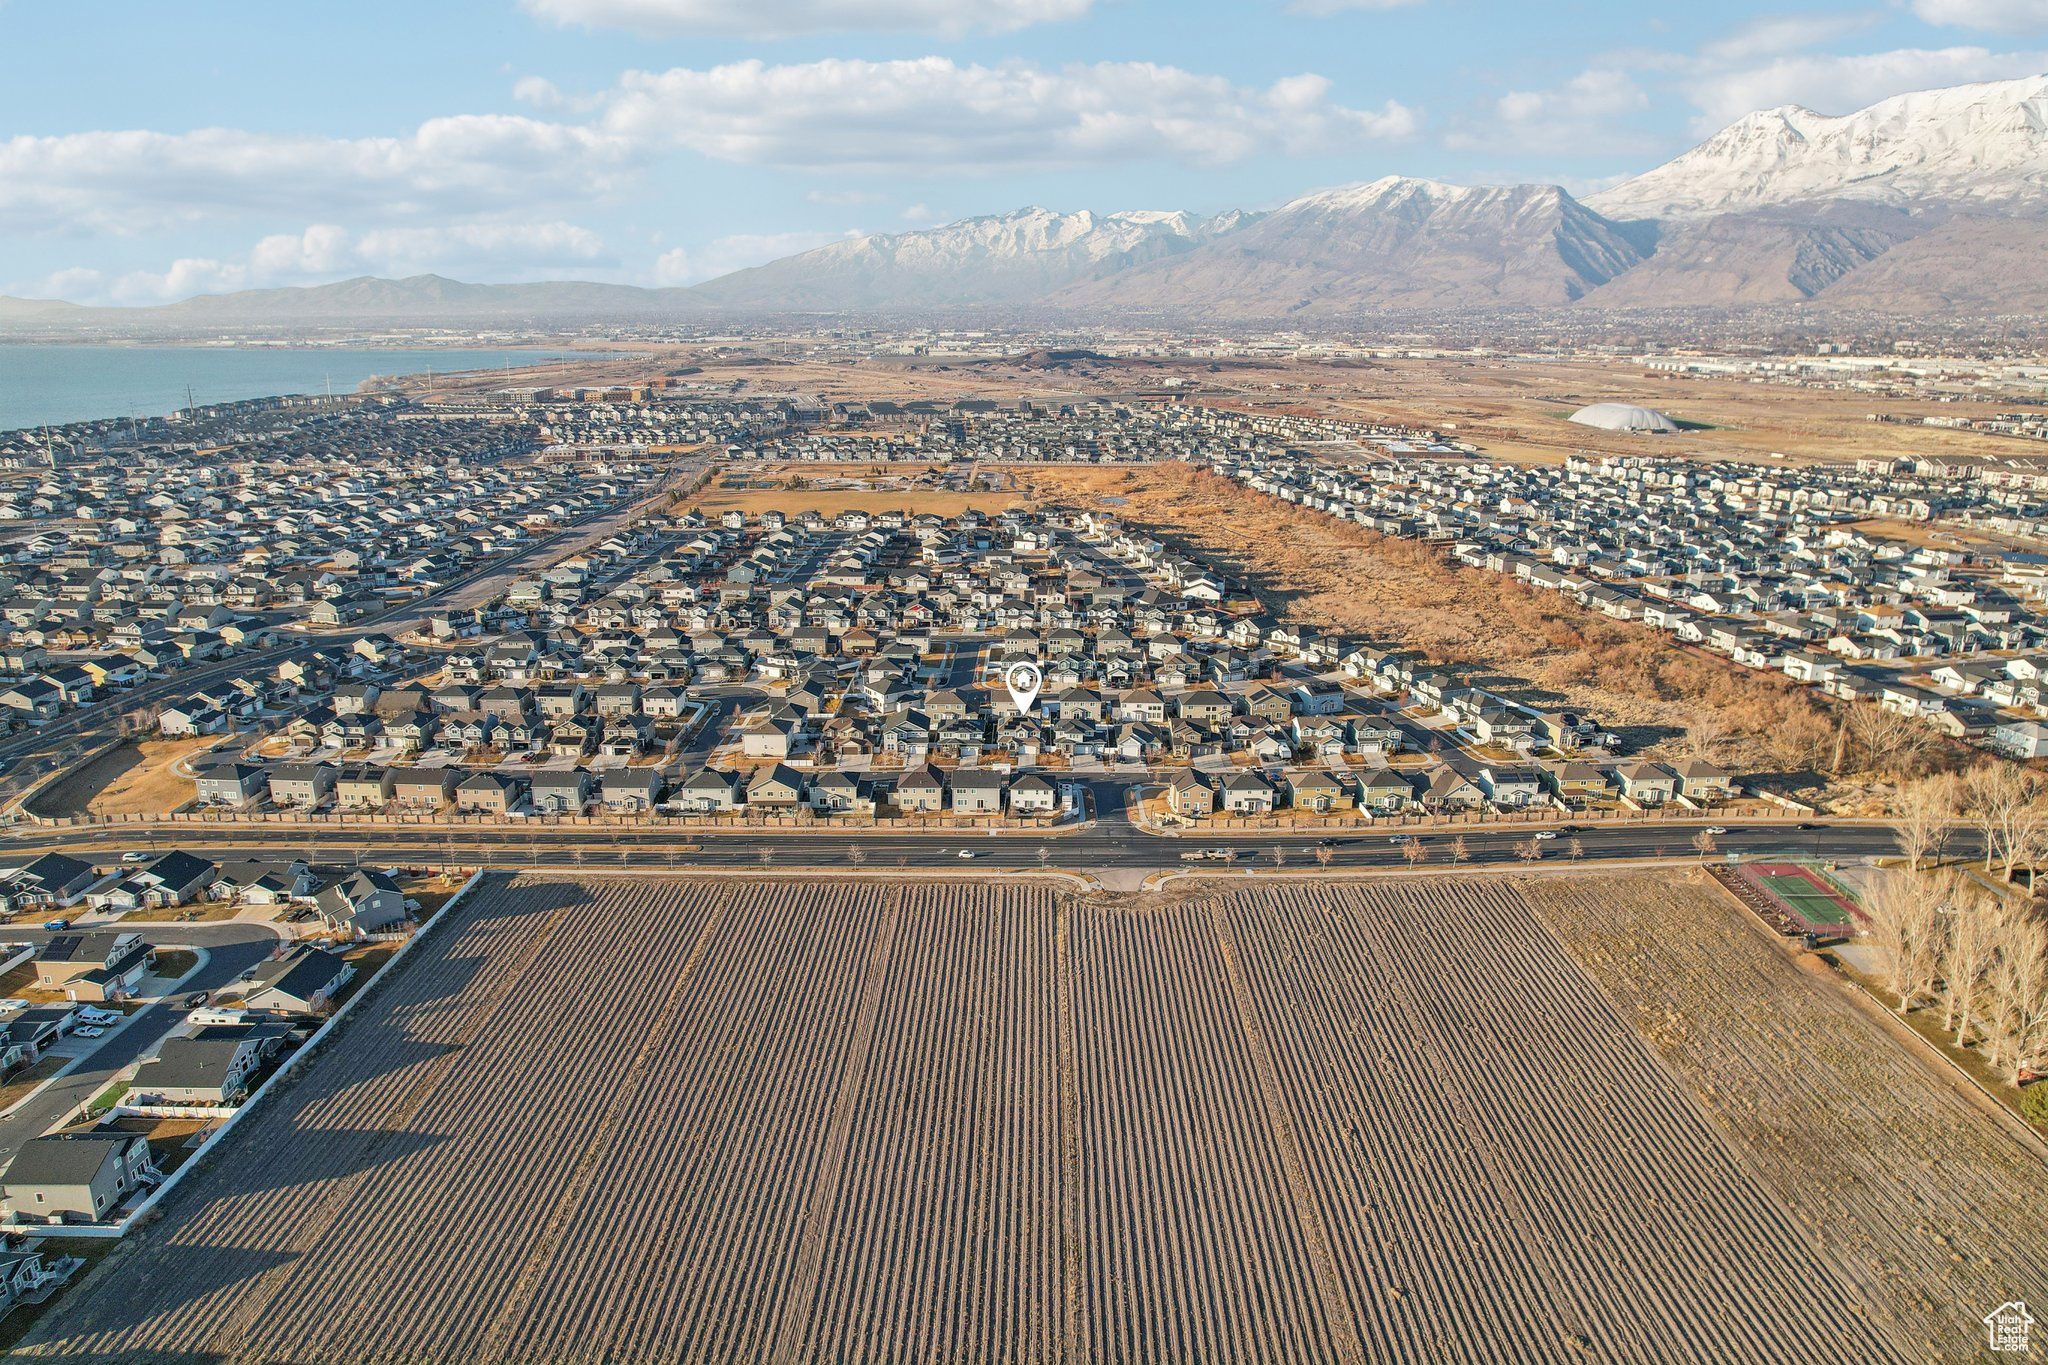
[2,0,2045,305]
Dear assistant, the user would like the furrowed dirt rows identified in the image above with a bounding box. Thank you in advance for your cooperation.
[17,872,2042,1364]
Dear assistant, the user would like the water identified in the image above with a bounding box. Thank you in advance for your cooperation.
[0,344,595,433]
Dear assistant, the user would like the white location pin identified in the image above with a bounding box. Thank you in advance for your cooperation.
[1003,660,1043,715]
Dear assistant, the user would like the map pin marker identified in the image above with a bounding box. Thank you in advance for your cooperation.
[1003,660,1043,715]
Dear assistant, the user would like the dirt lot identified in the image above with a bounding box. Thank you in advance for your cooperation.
[1024,462,1838,780]
[22,871,2039,1364]
[679,462,1029,521]
[29,737,223,819]
[1522,870,2048,1360]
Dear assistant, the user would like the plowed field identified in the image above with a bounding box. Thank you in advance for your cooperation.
[19,872,2043,1364]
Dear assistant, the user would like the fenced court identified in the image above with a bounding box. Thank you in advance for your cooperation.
[1729,861,1863,935]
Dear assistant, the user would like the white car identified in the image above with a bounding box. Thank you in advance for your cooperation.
[1704,825,1729,835]
[1533,830,1559,840]
[956,850,977,859]
[74,1026,105,1039]
[1387,834,1410,844]
[77,1009,117,1025]
[0,998,27,1013]
[120,851,149,863]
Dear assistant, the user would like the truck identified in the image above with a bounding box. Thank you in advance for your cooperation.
[1181,848,1236,862]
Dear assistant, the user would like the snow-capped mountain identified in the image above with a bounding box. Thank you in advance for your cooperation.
[686,206,1256,310]
[1056,176,1653,314]
[12,74,2048,329]
[1588,74,2048,221]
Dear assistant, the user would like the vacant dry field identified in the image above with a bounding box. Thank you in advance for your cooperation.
[18,872,2044,1364]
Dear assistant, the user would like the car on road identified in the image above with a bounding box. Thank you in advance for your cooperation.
[1387,834,1410,844]
[1318,838,1342,849]
[73,1026,105,1039]
[1557,824,1580,834]
[1796,822,1821,831]
[1533,830,1559,840]
[119,851,149,862]
[41,919,68,931]
[956,850,977,859]
[1704,826,1729,835]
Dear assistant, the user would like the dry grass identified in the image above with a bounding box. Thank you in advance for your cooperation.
[32,737,225,819]
[1025,462,1838,778]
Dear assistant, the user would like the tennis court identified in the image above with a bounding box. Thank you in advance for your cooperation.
[1736,862,1861,932]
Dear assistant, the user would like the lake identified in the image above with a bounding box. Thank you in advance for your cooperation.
[0,344,596,433]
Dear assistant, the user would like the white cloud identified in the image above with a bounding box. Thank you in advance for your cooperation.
[0,119,632,234]
[598,58,1420,172]
[1284,0,1423,14]
[1697,13,1884,64]
[652,229,862,285]
[1453,68,1654,155]
[520,0,1091,38]
[42,221,611,305]
[1682,45,2048,128]
[2,58,1411,241]
[900,202,943,224]
[1911,0,2048,34]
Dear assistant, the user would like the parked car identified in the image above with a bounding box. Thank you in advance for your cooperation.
[0,998,27,1013]
[41,920,68,931]
[73,1026,104,1039]
[77,1008,118,1025]
[183,992,209,1009]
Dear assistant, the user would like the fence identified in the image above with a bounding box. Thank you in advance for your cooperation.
[16,869,486,1240]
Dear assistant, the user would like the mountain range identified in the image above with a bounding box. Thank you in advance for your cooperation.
[5,73,2046,328]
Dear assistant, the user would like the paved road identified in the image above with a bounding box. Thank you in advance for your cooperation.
[0,816,1905,873]
[0,921,281,1165]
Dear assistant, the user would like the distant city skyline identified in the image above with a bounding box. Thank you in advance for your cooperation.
[3,0,2045,304]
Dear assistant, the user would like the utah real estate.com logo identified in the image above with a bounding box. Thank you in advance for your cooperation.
[1984,1301,2033,1353]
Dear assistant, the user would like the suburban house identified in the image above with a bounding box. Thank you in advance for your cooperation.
[35,931,153,1003]
[1617,762,1678,806]
[238,945,354,1013]
[315,870,409,937]
[0,1132,156,1222]
[137,1024,279,1105]
[193,762,269,808]
[1166,769,1215,818]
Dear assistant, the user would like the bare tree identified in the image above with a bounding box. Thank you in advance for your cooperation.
[1315,845,1334,870]
[1449,835,1470,868]
[1965,765,2038,880]
[1984,908,2048,1084]
[1515,837,1543,864]
[1892,772,1960,872]
[1402,838,1428,868]
[1037,845,1051,869]
[1942,888,2001,1047]
[846,845,867,867]
[1861,868,1943,1012]
[757,846,775,868]
[1845,704,1934,779]
[1683,713,1725,762]
[1691,829,1718,861]
[1271,846,1288,869]
[1568,836,1586,863]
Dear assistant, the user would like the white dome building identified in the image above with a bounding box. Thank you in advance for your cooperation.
[1568,402,1680,433]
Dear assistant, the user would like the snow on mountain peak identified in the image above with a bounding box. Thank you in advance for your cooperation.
[1589,74,2048,220]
